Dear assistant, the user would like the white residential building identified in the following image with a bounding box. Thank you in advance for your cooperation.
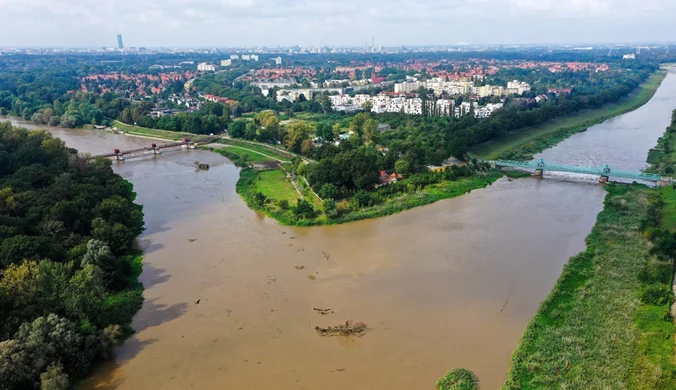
[274,57,283,65]
[241,55,251,60]
[455,102,479,118]
[197,62,216,72]
[251,55,259,61]
[507,80,531,95]
[230,54,239,60]
[220,59,232,67]
[394,81,426,93]
[623,53,636,60]
[475,103,504,118]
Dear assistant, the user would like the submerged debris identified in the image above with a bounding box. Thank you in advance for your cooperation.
[315,320,367,337]
[188,238,197,243]
[294,265,305,270]
[194,161,210,170]
[313,307,333,315]
[308,275,316,280]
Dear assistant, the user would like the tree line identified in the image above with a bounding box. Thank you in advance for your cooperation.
[0,123,145,389]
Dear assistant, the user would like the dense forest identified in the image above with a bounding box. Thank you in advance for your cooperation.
[0,123,145,389]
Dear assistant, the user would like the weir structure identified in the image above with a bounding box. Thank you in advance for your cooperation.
[89,136,219,161]
[493,159,663,183]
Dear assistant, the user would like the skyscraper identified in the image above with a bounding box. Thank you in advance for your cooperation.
[117,34,124,50]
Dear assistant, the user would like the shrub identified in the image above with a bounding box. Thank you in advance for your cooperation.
[277,200,289,210]
[641,284,673,306]
[436,368,479,390]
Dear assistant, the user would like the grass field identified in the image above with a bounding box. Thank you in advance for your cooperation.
[216,139,294,162]
[252,170,300,205]
[503,185,676,389]
[112,120,194,141]
[660,185,676,232]
[472,70,668,160]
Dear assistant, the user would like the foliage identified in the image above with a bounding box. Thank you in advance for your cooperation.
[0,124,144,389]
[647,109,676,176]
[437,368,480,390]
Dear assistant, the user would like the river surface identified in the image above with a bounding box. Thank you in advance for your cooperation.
[2,71,675,390]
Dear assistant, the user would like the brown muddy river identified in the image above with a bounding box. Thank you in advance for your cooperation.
[3,70,675,390]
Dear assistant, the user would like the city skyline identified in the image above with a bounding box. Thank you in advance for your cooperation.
[0,0,674,48]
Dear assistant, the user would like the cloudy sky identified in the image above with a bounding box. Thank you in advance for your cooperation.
[0,0,674,47]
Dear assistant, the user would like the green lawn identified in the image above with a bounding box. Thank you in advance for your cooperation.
[472,70,668,160]
[252,169,299,205]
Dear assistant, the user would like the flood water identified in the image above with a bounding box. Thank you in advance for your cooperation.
[3,70,675,390]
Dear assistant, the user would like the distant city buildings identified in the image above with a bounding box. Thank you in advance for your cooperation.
[329,93,504,119]
[197,62,216,72]
[116,34,124,50]
[393,78,530,97]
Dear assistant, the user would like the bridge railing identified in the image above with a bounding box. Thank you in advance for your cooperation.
[493,159,662,182]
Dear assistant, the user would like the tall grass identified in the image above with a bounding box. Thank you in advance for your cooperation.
[503,185,676,389]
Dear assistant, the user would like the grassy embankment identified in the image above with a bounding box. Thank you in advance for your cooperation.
[472,69,668,161]
[111,120,195,141]
[503,110,676,389]
[503,184,676,389]
[646,110,676,176]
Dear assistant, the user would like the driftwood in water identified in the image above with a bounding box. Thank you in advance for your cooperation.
[315,320,366,336]
[313,307,333,315]
[194,161,210,170]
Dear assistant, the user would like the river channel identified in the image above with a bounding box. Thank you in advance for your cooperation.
[3,69,675,390]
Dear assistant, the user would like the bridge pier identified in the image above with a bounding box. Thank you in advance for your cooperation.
[599,175,609,183]
[533,169,543,178]
[114,149,125,161]
[151,144,161,155]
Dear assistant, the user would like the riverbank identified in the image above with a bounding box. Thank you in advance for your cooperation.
[212,143,502,226]
[502,184,676,389]
[472,69,668,161]
[647,109,676,176]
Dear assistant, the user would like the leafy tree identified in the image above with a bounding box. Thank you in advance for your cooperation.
[436,368,479,390]
[40,364,69,390]
[319,183,338,199]
[229,120,247,138]
[363,119,379,144]
[285,122,314,154]
[395,159,412,176]
[293,200,316,219]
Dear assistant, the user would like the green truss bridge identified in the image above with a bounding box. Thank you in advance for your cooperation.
[493,159,662,183]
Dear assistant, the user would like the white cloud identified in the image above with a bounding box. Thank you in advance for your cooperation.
[0,0,673,46]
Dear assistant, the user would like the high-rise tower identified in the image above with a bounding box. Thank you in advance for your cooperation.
[117,34,124,50]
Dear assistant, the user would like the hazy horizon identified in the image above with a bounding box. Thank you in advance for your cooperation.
[0,0,674,48]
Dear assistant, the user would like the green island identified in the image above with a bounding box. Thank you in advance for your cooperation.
[208,137,501,227]
[501,115,676,389]
[0,123,145,388]
[472,69,668,161]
